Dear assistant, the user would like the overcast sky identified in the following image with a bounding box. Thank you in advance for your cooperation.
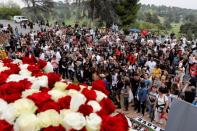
[0,0,197,9]
[141,0,197,9]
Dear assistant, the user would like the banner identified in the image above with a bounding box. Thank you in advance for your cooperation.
[134,117,164,131]
[166,99,197,131]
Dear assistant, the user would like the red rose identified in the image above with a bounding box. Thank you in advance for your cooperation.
[1,58,12,63]
[100,114,128,131]
[3,63,20,75]
[34,72,45,77]
[78,83,88,87]
[58,96,71,109]
[7,80,31,93]
[27,92,51,107]
[27,65,41,76]
[0,80,31,103]
[82,88,96,100]
[22,56,37,65]
[0,73,8,85]
[92,80,109,95]
[37,100,60,113]
[41,125,65,131]
[0,120,13,131]
[37,59,47,69]
[66,84,81,91]
[18,79,32,90]
[98,98,115,115]
[40,87,51,93]
[0,93,21,103]
[46,73,61,88]
[78,104,93,116]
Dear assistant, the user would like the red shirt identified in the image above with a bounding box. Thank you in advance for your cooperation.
[115,49,121,56]
[127,54,136,64]
[190,64,197,76]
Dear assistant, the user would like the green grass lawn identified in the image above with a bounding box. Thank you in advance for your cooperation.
[64,17,92,27]
[158,16,165,24]
[170,22,182,35]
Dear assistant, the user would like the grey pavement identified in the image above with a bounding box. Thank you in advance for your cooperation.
[0,19,44,35]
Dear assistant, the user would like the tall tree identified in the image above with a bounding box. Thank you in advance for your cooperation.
[22,0,54,21]
[88,0,120,26]
[115,0,140,27]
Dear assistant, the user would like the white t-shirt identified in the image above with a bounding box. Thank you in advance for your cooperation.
[39,53,45,60]
[56,51,61,62]
[112,73,118,87]
[145,61,156,73]
[156,95,168,112]
[157,95,168,106]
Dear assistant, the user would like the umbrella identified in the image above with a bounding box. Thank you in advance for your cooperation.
[129,29,141,33]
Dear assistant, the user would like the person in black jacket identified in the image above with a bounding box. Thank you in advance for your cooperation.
[115,75,124,108]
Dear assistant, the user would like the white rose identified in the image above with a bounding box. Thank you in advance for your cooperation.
[1,104,16,124]
[70,93,87,112]
[0,66,10,72]
[37,109,62,128]
[86,113,102,131]
[53,82,68,91]
[88,86,92,89]
[0,99,15,123]
[0,62,4,67]
[43,62,53,73]
[0,99,8,118]
[14,113,39,131]
[67,89,79,96]
[79,85,87,90]
[6,74,25,82]
[13,98,37,117]
[13,59,22,64]
[62,111,86,130]
[87,101,101,112]
[48,89,67,102]
[95,90,107,102]
[22,89,40,98]
[19,69,32,77]
[60,109,72,118]
[31,76,48,89]
[19,64,29,70]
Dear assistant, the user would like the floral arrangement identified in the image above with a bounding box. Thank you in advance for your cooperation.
[0,57,133,131]
[0,50,7,59]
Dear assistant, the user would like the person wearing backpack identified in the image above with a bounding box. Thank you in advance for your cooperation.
[154,87,169,125]
[136,80,148,116]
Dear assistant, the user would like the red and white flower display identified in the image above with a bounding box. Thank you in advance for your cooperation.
[0,57,132,131]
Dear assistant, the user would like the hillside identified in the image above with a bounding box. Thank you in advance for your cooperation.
[21,2,197,34]
[137,4,197,34]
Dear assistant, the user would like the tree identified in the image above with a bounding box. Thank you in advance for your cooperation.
[180,22,197,40]
[163,19,172,29]
[115,0,140,27]
[145,12,160,24]
[0,4,21,19]
[22,0,54,21]
[88,0,120,27]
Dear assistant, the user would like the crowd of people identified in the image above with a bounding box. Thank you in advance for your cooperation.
[1,21,197,126]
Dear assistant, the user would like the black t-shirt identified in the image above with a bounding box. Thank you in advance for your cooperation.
[34,48,40,57]
[116,81,124,91]
[185,91,195,103]
[130,77,140,93]
[190,77,197,87]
